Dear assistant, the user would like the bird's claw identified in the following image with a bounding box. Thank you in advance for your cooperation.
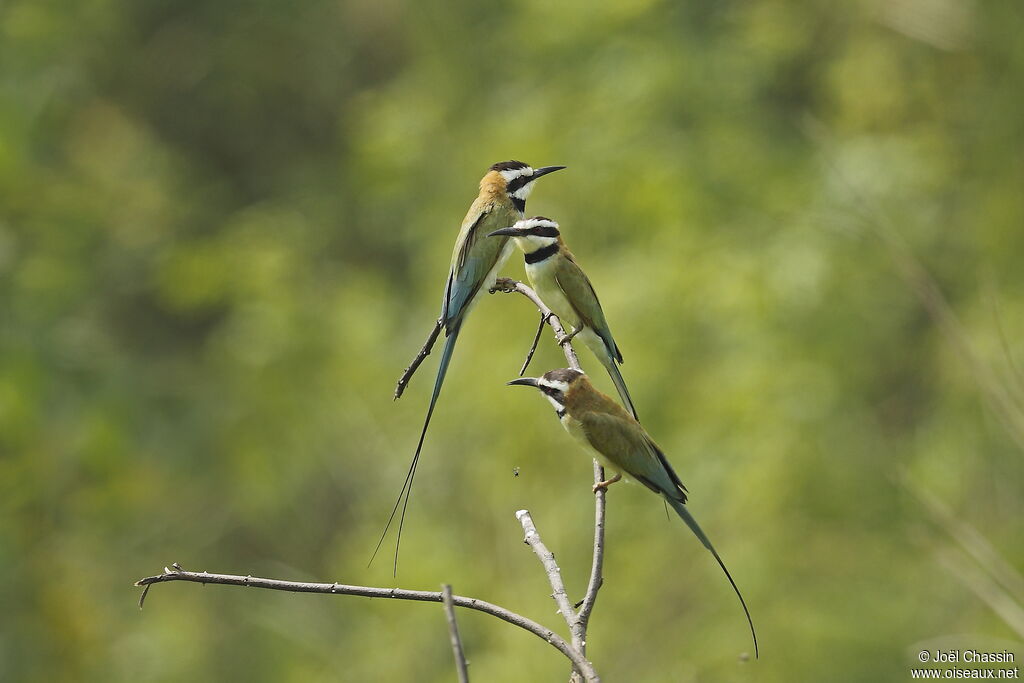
[489,277,518,294]
[557,327,580,346]
[592,473,622,493]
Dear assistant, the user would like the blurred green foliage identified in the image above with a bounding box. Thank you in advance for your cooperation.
[2,0,1024,680]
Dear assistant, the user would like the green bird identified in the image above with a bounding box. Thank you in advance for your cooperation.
[377,161,565,571]
[508,368,758,658]
[488,217,639,420]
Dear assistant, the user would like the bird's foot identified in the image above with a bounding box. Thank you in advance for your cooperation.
[489,277,518,294]
[557,327,581,346]
[592,473,622,493]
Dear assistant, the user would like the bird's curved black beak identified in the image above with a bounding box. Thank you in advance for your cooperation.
[488,226,525,238]
[507,377,539,388]
[532,165,566,179]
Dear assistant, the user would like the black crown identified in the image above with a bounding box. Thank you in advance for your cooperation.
[489,160,530,172]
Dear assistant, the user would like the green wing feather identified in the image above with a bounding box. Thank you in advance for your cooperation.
[579,410,684,499]
[377,199,519,574]
[577,408,757,657]
[553,254,623,363]
[444,202,518,325]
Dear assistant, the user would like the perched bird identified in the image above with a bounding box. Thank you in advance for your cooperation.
[487,217,639,420]
[508,368,758,657]
[376,161,566,570]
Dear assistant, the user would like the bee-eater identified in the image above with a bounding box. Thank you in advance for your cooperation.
[508,368,758,657]
[487,217,639,420]
[377,161,566,570]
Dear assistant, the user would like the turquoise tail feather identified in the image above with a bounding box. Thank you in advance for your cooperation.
[666,496,759,659]
[371,322,463,575]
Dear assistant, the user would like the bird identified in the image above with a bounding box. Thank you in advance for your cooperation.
[375,161,566,571]
[508,367,758,658]
[487,217,639,420]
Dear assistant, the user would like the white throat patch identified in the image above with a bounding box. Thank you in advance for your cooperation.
[511,183,535,200]
[500,167,537,201]
[544,394,565,413]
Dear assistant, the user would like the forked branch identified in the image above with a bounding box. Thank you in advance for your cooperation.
[496,278,608,682]
[135,563,599,682]
[139,279,608,682]
[489,277,582,372]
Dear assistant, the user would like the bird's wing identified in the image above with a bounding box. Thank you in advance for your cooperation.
[554,254,623,363]
[442,203,513,327]
[579,410,687,502]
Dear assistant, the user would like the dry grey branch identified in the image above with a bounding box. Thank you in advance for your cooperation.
[517,510,577,631]
[394,317,443,399]
[139,278,609,682]
[577,460,608,635]
[489,277,582,372]
[519,312,549,376]
[516,469,608,683]
[134,563,600,682]
[442,583,470,683]
[496,276,609,682]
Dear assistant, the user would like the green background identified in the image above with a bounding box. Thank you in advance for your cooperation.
[2,0,1023,680]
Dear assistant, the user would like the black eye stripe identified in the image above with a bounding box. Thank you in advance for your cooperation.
[532,225,560,238]
[506,174,532,195]
[540,386,564,400]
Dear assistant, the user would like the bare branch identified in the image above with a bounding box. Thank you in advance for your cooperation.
[134,564,599,682]
[395,317,443,400]
[516,510,577,632]
[146,279,609,681]
[489,278,582,372]
[577,462,608,636]
[518,493,607,683]
[442,584,470,683]
[493,279,608,681]
[519,312,548,376]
